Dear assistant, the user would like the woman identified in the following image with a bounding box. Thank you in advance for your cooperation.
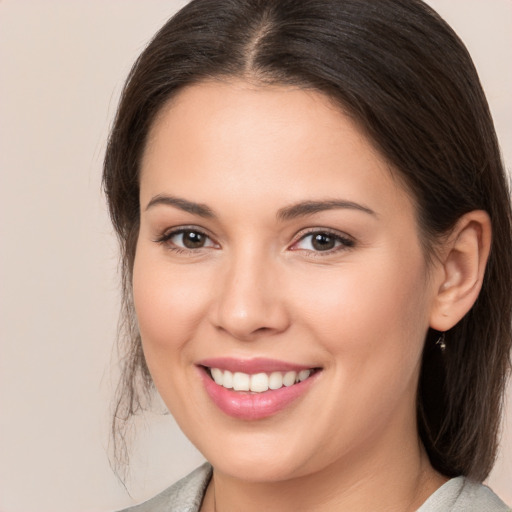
[104,0,512,510]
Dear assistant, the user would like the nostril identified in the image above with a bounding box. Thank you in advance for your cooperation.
[214,323,283,342]
[211,294,291,339]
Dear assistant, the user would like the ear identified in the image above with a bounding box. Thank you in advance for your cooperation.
[429,210,492,332]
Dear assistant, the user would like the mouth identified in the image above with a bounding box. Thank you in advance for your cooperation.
[203,366,320,393]
[197,358,322,420]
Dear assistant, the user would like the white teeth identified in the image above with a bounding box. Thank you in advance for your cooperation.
[223,370,233,389]
[209,368,314,393]
[298,369,311,382]
[233,372,250,391]
[283,371,297,387]
[211,367,223,385]
[268,371,283,390]
[250,373,268,392]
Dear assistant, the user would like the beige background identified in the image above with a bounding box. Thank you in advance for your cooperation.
[0,1,510,511]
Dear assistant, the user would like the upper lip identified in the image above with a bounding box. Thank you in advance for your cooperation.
[197,357,318,374]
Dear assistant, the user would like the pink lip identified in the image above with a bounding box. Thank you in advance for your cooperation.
[197,360,321,420]
[197,357,314,374]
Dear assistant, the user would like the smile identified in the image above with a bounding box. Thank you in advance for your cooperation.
[207,367,315,393]
[198,359,322,420]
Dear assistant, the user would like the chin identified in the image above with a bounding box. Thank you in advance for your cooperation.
[211,453,310,483]
[191,426,322,483]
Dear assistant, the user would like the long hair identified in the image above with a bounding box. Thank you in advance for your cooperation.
[103,0,512,480]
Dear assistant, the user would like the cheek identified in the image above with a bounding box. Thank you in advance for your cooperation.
[132,245,212,358]
[288,253,430,378]
[285,258,430,451]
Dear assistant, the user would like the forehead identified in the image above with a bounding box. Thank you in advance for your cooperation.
[140,79,415,223]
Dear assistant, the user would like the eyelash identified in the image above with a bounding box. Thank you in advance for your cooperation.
[154,227,355,256]
[154,227,216,255]
[291,228,355,257]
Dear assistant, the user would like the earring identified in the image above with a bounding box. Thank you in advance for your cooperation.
[435,332,446,351]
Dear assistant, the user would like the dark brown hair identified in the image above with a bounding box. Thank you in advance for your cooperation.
[104,0,512,480]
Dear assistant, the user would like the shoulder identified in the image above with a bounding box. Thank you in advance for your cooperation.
[117,463,212,512]
[418,476,511,512]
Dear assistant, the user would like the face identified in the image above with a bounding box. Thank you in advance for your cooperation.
[134,80,439,483]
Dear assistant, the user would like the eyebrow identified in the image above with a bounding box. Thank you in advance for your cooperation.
[145,194,376,220]
[145,194,215,218]
[276,200,376,221]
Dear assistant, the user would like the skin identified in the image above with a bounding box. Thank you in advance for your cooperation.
[133,80,490,511]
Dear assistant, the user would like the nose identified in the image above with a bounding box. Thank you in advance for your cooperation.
[209,247,290,341]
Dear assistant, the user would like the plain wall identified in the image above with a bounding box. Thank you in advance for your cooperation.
[0,1,510,511]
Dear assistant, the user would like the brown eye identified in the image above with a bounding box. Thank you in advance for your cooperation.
[157,228,217,251]
[311,233,336,251]
[292,230,355,253]
[181,230,207,248]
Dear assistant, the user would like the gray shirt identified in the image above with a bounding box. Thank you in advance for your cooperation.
[120,463,510,512]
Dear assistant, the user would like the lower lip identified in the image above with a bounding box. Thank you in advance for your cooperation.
[199,368,320,420]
